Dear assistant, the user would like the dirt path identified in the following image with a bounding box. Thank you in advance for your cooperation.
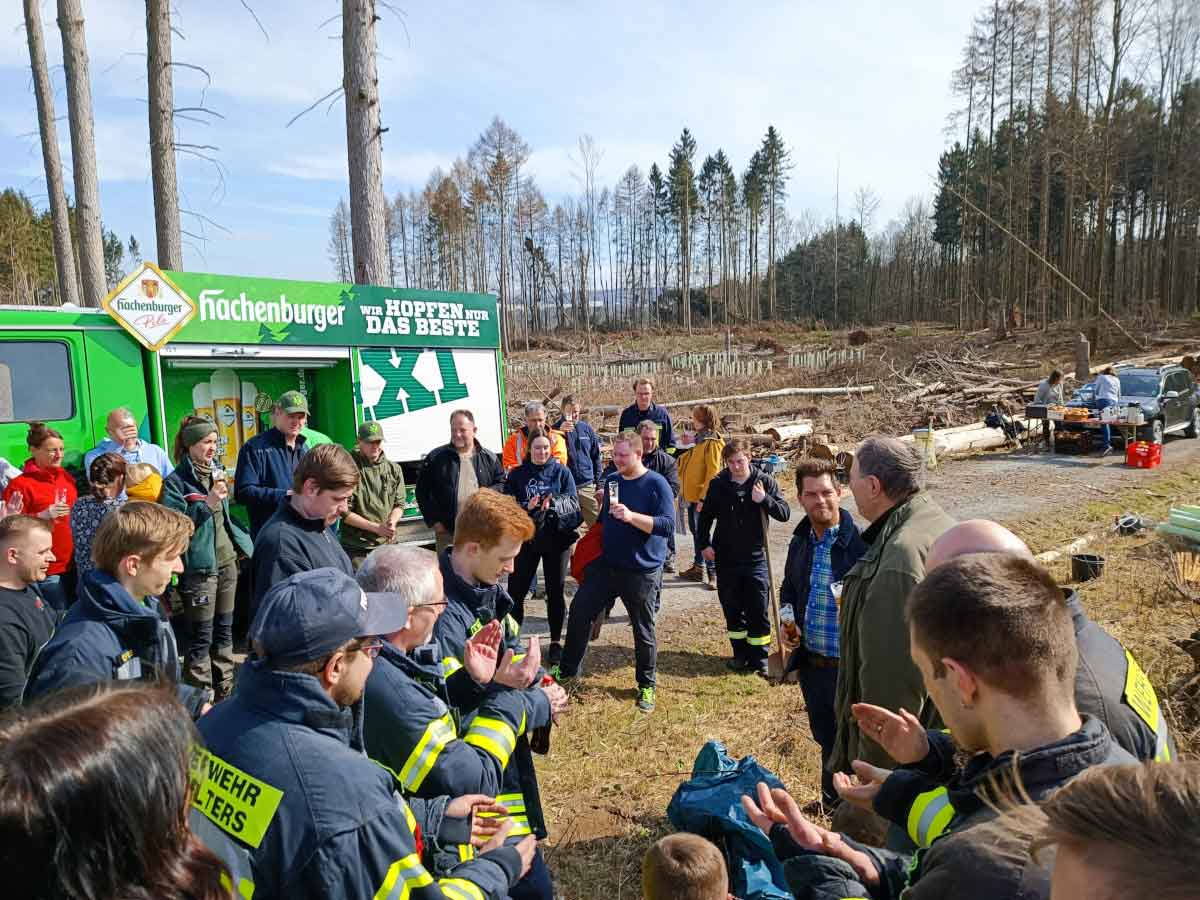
[520,432,1200,637]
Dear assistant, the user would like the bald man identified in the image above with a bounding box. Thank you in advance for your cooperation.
[923,519,1174,763]
[84,407,174,480]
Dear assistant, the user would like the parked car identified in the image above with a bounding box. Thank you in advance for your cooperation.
[1064,365,1200,444]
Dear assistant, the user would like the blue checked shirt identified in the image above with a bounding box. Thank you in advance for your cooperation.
[804,524,841,658]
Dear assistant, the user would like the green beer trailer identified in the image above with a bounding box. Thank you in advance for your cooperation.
[0,263,508,543]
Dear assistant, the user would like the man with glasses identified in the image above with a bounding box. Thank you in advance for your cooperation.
[360,545,563,900]
[196,567,534,900]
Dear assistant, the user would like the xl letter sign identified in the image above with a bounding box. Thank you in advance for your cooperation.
[102,262,198,351]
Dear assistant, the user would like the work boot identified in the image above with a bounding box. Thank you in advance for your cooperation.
[707,571,718,592]
[663,558,677,574]
[680,564,705,582]
[547,642,563,666]
[636,686,656,712]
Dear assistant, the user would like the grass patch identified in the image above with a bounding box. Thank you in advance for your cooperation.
[540,606,822,899]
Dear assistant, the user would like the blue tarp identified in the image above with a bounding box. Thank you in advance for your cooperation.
[666,741,793,900]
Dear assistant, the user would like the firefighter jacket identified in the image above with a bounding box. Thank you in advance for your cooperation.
[194,657,522,900]
[780,717,1133,900]
[1066,590,1175,762]
[433,548,551,839]
[24,569,207,717]
[695,468,791,564]
[363,641,550,833]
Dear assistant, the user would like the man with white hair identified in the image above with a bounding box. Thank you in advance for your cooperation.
[359,545,563,900]
[84,407,173,479]
[501,402,567,473]
[830,436,953,780]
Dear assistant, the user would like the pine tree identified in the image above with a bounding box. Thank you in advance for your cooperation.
[759,126,791,319]
[667,129,698,330]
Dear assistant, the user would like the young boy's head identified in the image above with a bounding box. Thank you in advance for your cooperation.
[92,501,193,599]
[643,833,729,900]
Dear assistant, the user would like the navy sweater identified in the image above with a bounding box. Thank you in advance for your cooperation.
[599,470,675,572]
[618,403,673,452]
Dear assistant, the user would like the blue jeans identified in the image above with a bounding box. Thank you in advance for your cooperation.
[687,503,714,573]
[1096,398,1116,448]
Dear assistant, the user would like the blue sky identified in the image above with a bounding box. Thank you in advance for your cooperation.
[0,1,978,282]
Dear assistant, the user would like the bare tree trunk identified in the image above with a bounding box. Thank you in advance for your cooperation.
[57,0,104,306]
[342,0,388,285]
[24,0,79,306]
[1039,0,1055,329]
[146,0,181,269]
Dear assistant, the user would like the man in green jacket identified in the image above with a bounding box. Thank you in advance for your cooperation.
[341,422,407,570]
[832,437,953,782]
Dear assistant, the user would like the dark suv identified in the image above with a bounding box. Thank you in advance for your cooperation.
[1066,365,1200,444]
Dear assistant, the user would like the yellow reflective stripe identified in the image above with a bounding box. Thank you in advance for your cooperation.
[399,715,456,792]
[727,630,748,640]
[403,801,417,835]
[457,843,475,862]
[468,618,483,637]
[504,613,520,636]
[219,873,255,900]
[510,653,526,664]
[464,716,518,766]
[441,656,463,677]
[746,634,772,646]
[439,878,486,900]
[1122,649,1170,760]
[496,792,525,805]
[1154,715,1171,762]
[906,786,955,849]
[188,745,284,850]
[374,853,432,900]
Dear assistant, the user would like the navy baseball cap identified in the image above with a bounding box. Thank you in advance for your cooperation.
[249,568,409,668]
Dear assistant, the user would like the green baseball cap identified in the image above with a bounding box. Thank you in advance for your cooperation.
[276,390,309,414]
[357,420,385,442]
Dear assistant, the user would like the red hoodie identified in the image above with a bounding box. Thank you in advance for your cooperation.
[4,459,77,576]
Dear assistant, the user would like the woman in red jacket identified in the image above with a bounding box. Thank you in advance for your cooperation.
[3,422,77,610]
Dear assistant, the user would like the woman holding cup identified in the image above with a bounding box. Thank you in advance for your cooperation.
[161,416,253,700]
[503,429,582,664]
[3,423,77,610]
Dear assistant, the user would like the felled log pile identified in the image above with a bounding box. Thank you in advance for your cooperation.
[885,348,1043,425]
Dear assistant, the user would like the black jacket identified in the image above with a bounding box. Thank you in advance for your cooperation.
[1067,590,1176,762]
[778,508,867,668]
[778,508,866,618]
[695,469,790,564]
[250,500,352,618]
[415,442,506,532]
[780,717,1134,900]
[24,570,207,717]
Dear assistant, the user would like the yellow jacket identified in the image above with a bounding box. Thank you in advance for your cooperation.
[502,428,568,472]
[678,432,725,504]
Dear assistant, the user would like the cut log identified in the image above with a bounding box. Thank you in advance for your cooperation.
[760,421,814,442]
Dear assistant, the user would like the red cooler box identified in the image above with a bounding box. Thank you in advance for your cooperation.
[1125,441,1162,469]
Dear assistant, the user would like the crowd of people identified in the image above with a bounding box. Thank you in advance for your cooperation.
[0,374,1193,900]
